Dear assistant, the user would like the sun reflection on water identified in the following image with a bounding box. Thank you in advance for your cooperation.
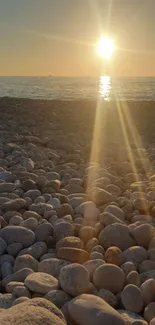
[99,75,111,100]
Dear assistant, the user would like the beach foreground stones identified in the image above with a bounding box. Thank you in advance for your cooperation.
[0,97,155,324]
[68,294,125,325]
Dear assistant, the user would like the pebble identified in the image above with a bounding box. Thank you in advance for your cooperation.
[2,199,26,212]
[12,285,31,298]
[23,210,41,222]
[38,258,70,278]
[56,236,83,251]
[20,217,38,231]
[35,223,53,242]
[18,241,47,260]
[90,251,104,259]
[140,279,155,306]
[45,289,71,308]
[12,296,30,306]
[2,268,34,287]
[121,284,143,313]
[0,298,65,324]
[79,226,96,243]
[0,238,7,256]
[57,247,90,263]
[126,271,140,286]
[144,302,155,322]
[139,260,155,273]
[0,254,14,266]
[0,226,35,247]
[68,294,125,325]
[123,246,147,267]
[133,224,154,248]
[92,245,105,254]
[13,254,38,272]
[121,262,137,276]
[59,263,89,296]
[98,288,117,307]
[25,272,59,294]
[89,187,113,205]
[85,238,99,252]
[53,221,74,241]
[0,293,14,309]
[99,224,134,250]
[1,262,13,279]
[93,263,125,293]
[104,246,124,266]
[83,259,105,281]
[104,205,124,221]
[6,281,25,293]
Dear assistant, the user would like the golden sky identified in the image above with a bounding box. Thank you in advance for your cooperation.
[0,0,155,76]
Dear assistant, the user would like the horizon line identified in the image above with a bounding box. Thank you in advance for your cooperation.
[0,75,155,78]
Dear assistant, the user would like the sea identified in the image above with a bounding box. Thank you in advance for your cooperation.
[0,76,155,101]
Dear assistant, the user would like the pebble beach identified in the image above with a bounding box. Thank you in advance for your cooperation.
[0,97,155,324]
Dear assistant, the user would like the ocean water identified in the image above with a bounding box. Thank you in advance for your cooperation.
[0,76,155,101]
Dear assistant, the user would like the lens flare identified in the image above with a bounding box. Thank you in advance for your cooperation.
[97,36,114,59]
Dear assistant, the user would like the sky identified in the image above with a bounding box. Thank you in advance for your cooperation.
[0,0,155,77]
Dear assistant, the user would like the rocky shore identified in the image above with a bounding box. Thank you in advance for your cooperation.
[0,98,155,324]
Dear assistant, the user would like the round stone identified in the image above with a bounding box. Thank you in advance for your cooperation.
[139,260,155,273]
[105,205,124,221]
[100,212,124,227]
[18,242,47,260]
[6,282,25,293]
[9,216,23,226]
[98,288,117,307]
[85,238,99,252]
[35,223,53,242]
[121,262,136,276]
[57,204,74,218]
[68,294,125,325]
[140,279,155,306]
[57,247,90,264]
[92,245,105,254]
[12,296,30,306]
[45,289,71,308]
[14,254,38,272]
[20,218,38,231]
[133,224,154,248]
[123,246,147,267]
[89,187,113,206]
[99,224,134,250]
[53,222,74,242]
[38,258,70,278]
[93,264,125,293]
[2,268,34,287]
[144,302,155,322]
[104,246,124,266]
[59,263,89,297]
[90,252,104,260]
[25,272,59,294]
[126,271,140,286]
[0,238,7,256]
[79,227,96,244]
[56,236,83,252]
[83,259,105,281]
[0,293,14,309]
[121,284,143,313]
[0,226,35,247]
[12,286,31,298]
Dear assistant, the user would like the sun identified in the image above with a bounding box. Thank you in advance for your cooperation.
[97,36,114,59]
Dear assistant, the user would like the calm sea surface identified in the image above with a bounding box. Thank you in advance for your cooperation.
[0,76,155,101]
